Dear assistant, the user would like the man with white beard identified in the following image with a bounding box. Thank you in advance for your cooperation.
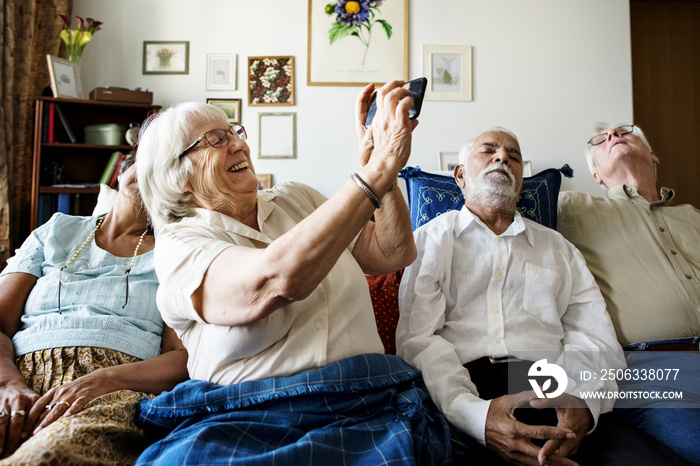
[396,128,686,466]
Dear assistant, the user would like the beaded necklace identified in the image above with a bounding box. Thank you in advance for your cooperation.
[58,213,150,312]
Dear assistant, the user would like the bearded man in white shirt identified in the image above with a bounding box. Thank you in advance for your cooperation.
[396,128,688,466]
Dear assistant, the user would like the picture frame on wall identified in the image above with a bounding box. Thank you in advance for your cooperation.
[423,45,473,101]
[307,0,408,86]
[206,54,237,90]
[143,41,190,75]
[438,151,460,174]
[248,56,295,106]
[258,112,296,159]
[206,98,242,124]
[46,55,83,99]
[256,173,273,190]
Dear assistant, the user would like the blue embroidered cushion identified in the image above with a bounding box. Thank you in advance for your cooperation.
[398,165,573,230]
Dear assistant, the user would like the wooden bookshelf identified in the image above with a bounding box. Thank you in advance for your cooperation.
[30,97,160,230]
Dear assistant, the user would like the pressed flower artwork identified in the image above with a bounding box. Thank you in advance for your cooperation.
[143,41,189,75]
[326,0,391,66]
[308,0,407,86]
[248,56,294,106]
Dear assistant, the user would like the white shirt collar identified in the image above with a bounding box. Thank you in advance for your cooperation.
[458,205,535,247]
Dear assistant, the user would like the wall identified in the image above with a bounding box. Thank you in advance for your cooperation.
[72,0,633,198]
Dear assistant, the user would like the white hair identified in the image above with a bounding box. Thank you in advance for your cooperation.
[457,126,520,166]
[136,102,229,228]
[584,122,654,190]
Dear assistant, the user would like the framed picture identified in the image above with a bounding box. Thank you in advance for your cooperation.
[143,41,190,75]
[423,45,473,101]
[438,151,460,173]
[46,55,83,99]
[256,173,273,190]
[206,98,242,124]
[258,113,296,159]
[523,160,533,177]
[307,0,408,86]
[248,56,295,106]
[206,54,237,90]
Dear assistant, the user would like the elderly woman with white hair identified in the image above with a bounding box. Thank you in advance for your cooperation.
[131,81,454,464]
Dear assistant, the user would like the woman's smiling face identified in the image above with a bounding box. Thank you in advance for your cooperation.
[183,117,259,214]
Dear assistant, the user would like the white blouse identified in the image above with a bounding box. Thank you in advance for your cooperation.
[154,182,384,385]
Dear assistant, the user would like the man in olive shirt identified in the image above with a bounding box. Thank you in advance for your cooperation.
[557,123,700,465]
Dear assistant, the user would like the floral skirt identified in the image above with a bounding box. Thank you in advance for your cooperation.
[0,347,154,466]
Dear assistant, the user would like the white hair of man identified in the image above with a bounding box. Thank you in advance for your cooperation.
[458,127,521,210]
[584,122,655,190]
[136,102,229,228]
[457,126,520,167]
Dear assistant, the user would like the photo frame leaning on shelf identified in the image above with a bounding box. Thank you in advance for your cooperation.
[46,55,83,99]
[256,173,273,190]
[437,151,460,174]
[206,98,242,124]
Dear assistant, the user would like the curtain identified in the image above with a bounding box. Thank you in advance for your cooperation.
[0,0,72,267]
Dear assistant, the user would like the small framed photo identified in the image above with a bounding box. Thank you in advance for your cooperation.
[258,112,296,159]
[46,55,83,99]
[438,151,460,173]
[206,54,237,90]
[256,173,273,190]
[206,98,242,124]
[523,160,533,177]
[248,56,294,106]
[143,41,189,75]
[423,45,473,101]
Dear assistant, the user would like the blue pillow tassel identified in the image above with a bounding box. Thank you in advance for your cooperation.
[559,164,574,178]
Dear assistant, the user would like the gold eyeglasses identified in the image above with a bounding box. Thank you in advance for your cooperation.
[178,125,247,159]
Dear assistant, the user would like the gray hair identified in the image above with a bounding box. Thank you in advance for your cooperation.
[457,126,520,166]
[584,122,654,189]
[136,102,229,228]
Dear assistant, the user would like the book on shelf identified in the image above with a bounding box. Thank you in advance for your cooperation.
[38,194,55,226]
[54,104,77,143]
[108,153,127,188]
[99,151,124,185]
[47,102,55,143]
[57,193,70,214]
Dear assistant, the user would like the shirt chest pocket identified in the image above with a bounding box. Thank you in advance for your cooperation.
[521,262,563,327]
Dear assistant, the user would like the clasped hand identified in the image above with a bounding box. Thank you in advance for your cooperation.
[485,390,593,466]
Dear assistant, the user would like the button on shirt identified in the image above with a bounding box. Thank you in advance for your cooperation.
[154,182,384,385]
[558,186,700,345]
[396,207,624,445]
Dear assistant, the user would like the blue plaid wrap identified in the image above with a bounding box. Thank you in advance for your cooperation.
[134,354,453,465]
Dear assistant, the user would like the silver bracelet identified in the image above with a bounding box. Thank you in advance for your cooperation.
[350,173,382,209]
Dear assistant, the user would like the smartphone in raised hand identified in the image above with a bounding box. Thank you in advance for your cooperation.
[365,77,427,127]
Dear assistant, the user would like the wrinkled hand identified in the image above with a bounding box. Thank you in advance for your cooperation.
[24,370,116,437]
[485,391,580,466]
[355,83,375,166]
[355,80,418,172]
[0,379,40,458]
[530,394,592,465]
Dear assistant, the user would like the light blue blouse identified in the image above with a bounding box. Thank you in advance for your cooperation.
[2,213,163,360]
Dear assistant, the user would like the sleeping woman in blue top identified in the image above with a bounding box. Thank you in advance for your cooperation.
[0,155,188,465]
